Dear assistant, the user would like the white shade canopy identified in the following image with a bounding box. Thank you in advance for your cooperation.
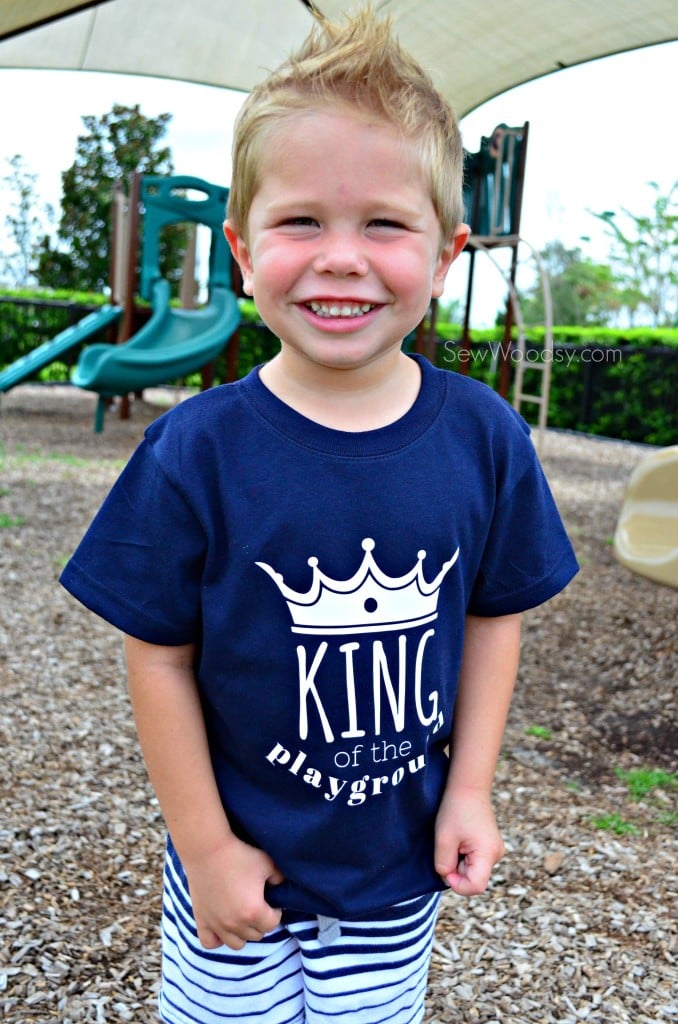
[1,0,677,115]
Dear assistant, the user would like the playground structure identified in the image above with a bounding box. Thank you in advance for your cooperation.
[415,122,553,440]
[0,304,123,394]
[75,173,240,431]
[0,173,241,431]
[1,126,544,434]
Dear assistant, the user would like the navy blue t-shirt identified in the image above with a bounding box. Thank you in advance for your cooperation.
[60,355,578,917]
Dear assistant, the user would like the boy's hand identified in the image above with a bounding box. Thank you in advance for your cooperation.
[434,787,505,896]
[184,835,284,950]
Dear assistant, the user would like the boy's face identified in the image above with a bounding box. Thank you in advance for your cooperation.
[225,106,468,378]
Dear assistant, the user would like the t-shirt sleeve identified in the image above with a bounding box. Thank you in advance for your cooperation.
[467,438,579,617]
[59,438,206,645]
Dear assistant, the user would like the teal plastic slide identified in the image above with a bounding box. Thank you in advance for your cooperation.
[71,175,240,431]
[73,279,240,431]
[0,304,122,393]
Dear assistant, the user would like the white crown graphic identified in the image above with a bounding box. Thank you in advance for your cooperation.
[257,538,459,635]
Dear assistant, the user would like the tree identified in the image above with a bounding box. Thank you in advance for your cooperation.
[590,180,678,327]
[437,297,463,323]
[1,154,54,287]
[520,241,622,326]
[35,104,178,293]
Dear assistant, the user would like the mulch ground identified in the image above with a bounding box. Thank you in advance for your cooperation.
[1,384,675,1024]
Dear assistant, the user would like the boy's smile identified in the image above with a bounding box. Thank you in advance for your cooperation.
[225,106,467,388]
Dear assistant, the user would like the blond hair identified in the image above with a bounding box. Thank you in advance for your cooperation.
[227,5,464,242]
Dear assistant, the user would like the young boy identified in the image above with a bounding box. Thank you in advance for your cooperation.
[60,7,578,1023]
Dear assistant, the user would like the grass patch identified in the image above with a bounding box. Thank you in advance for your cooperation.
[590,813,639,836]
[615,767,678,800]
[524,725,553,740]
[0,513,25,528]
[9,449,89,468]
[4,447,127,471]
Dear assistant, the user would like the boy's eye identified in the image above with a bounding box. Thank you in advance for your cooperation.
[282,216,318,227]
[369,218,406,230]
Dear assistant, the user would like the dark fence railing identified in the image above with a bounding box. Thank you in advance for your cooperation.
[1,297,676,445]
[435,337,676,447]
[0,296,106,372]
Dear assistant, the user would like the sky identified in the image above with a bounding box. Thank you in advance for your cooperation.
[0,38,676,323]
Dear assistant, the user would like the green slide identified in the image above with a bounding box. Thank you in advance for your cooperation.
[0,305,122,393]
[71,175,241,431]
[72,278,240,431]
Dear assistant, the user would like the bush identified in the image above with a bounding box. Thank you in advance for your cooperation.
[1,292,676,446]
[0,292,277,389]
[0,289,109,374]
[434,323,678,447]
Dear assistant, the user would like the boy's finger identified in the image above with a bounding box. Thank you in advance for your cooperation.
[434,840,462,880]
[197,924,227,949]
[445,854,493,896]
[261,903,283,933]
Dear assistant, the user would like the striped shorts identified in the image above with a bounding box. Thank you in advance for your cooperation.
[160,846,441,1024]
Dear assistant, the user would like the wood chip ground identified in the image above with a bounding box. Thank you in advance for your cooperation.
[1,385,675,1024]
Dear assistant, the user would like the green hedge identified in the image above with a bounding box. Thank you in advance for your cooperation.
[0,289,111,370]
[1,292,676,446]
[434,324,677,446]
[434,322,678,348]
[211,300,279,382]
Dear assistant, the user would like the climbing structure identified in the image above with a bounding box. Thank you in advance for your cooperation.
[72,174,240,431]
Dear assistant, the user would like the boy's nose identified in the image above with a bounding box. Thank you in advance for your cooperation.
[312,232,368,277]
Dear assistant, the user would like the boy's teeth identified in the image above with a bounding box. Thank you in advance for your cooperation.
[308,301,374,318]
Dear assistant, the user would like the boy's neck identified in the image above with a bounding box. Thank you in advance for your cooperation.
[259,350,422,432]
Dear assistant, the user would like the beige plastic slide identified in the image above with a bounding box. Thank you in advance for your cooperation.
[613,445,678,590]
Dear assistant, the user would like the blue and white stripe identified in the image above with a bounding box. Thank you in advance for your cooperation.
[159,848,440,1024]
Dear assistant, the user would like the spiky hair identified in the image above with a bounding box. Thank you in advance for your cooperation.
[227,4,464,241]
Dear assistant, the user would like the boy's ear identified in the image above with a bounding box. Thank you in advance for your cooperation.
[224,221,254,296]
[432,223,471,299]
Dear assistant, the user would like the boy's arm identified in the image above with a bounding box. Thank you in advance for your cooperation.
[124,635,283,949]
[434,612,521,895]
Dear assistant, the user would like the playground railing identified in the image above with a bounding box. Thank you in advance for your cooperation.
[0,296,106,367]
